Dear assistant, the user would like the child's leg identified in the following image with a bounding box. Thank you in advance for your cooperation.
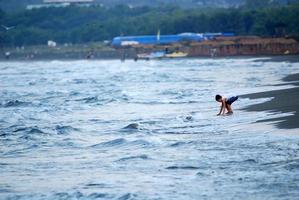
[226,96,238,114]
[226,104,233,113]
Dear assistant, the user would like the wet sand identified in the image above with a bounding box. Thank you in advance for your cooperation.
[241,73,299,129]
[254,55,299,63]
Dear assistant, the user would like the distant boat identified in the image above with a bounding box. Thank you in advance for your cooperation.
[165,52,188,58]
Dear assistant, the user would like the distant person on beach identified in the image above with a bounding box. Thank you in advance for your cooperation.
[215,94,238,116]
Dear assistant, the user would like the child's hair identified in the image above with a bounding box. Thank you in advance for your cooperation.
[215,94,222,101]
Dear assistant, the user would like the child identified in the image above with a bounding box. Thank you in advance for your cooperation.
[215,94,238,116]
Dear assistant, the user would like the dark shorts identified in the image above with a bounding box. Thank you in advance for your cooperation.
[226,96,238,105]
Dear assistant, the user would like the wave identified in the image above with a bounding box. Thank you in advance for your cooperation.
[3,144,39,157]
[118,193,134,200]
[122,123,139,130]
[78,96,99,103]
[84,183,107,188]
[87,193,108,199]
[0,133,9,137]
[90,138,127,148]
[72,78,87,84]
[128,139,152,148]
[166,165,201,170]
[13,126,45,135]
[5,191,137,200]
[169,141,195,147]
[6,125,79,138]
[262,158,299,170]
[116,154,149,162]
[284,162,299,171]
[55,125,80,135]
[90,138,152,149]
[69,91,80,96]
[75,96,116,104]
[130,100,200,105]
[196,171,210,176]
[0,187,14,193]
[163,131,201,135]
[25,191,109,200]
[221,159,258,165]
[2,100,29,107]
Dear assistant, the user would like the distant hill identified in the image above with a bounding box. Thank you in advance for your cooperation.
[100,0,299,8]
[0,0,42,12]
[1,1,299,46]
[0,0,299,12]
[95,0,244,8]
[101,0,299,8]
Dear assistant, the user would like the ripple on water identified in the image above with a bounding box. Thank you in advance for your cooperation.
[90,138,152,149]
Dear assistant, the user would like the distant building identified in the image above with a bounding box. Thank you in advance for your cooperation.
[112,33,235,48]
[27,0,95,10]
[43,0,94,4]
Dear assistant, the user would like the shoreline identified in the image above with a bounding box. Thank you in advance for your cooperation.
[0,54,299,62]
[241,73,299,129]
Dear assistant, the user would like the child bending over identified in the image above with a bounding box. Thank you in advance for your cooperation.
[215,94,238,116]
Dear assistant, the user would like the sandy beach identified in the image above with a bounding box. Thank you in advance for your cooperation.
[241,73,299,129]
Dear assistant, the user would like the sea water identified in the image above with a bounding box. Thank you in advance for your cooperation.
[1,58,299,200]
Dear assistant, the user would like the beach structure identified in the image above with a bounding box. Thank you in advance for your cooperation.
[27,0,95,9]
[112,32,234,60]
[188,36,299,57]
[112,32,299,59]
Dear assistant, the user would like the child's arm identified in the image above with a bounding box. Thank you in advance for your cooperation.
[217,101,225,116]
[221,100,227,115]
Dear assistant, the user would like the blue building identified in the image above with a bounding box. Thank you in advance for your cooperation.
[112,32,234,47]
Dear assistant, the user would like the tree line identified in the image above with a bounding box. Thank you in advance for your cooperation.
[0,3,299,47]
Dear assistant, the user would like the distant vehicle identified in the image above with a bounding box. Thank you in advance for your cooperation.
[5,52,11,59]
[165,51,188,58]
[47,40,57,47]
[136,51,165,60]
[135,50,189,61]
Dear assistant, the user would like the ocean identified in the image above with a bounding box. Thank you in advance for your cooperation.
[1,58,299,200]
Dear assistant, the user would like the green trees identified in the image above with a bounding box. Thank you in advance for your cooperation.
[0,4,299,47]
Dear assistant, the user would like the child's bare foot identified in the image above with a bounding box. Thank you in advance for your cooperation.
[226,111,233,115]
